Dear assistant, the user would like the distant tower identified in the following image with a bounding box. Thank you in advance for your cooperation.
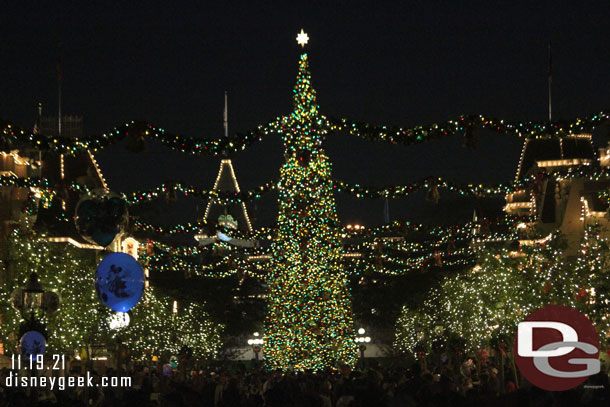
[36,66,108,244]
[195,93,254,247]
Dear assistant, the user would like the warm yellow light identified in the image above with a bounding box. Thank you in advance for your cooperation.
[296,29,309,47]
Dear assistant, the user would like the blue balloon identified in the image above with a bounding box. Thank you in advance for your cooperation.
[162,363,173,377]
[20,331,46,359]
[95,252,145,312]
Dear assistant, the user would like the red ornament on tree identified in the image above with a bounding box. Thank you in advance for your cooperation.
[575,287,588,302]
[297,150,311,167]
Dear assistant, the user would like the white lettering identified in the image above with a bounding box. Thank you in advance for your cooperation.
[518,322,577,357]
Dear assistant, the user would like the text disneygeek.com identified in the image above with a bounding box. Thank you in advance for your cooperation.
[4,372,131,391]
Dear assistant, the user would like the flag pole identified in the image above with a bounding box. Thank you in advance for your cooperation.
[57,41,62,137]
[548,42,552,122]
[223,91,228,138]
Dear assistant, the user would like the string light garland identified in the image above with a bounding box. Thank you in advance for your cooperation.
[328,111,610,145]
[2,121,276,156]
[0,175,50,189]
[132,218,275,240]
[7,163,610,206]
[124,179,276,205]
[598,189,610,205]
[139,214,523,280]
[334,166,610,200]
[5,107,610,159]
[143,233,490,278]
[333,178,512,199]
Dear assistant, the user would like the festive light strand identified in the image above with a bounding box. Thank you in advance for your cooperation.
[1,121,276,156]
[123,179,277,205]
[4,110,610,158]
[328,111,610,145]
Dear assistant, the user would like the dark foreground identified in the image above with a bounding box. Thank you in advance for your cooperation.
[0,364,608,406]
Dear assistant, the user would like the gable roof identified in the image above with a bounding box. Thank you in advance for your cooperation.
[203,159,253,232]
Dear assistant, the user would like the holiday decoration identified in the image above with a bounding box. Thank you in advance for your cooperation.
[265,46,357,371]
[95,252,145,313]
[395,229,610,354]
[0,231,222,359]
[20,330,46,358]
[1,121,272,156]
[75,190,128,247]
[7,31,610,376]
[108,312,130,330]
[6,109,610,156]
[297,150,311,167]
[126,122,147,153]
[328,112,610,146]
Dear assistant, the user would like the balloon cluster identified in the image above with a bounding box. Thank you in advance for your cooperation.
[75,190,128,247]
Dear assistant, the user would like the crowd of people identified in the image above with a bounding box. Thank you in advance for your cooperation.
[0,360,608,406]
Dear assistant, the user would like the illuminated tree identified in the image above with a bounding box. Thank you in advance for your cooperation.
[395,235,601,354]
[0,230,222,360]
[120,290,223,361]
[575,224,610,348]
[171,302,223,359]
[264,53,357,371]
[0,230,103,353]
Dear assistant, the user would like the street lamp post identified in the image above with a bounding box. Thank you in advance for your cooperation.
[18,272,48,406]
[22,273,44,317]
[355,327,371,370]
[247,332,263,363]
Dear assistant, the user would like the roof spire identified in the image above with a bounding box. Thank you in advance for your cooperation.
[548,41,552,122]
[57,41,62,137]
[223,91,228,138]
[33,102,42,134]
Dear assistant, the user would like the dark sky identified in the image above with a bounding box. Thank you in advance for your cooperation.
[3,1,610,229]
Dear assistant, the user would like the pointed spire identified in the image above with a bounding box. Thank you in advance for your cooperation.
[57,41,62,137]
[383,198,390,224]
[33,102,42,134]
[548,41,552,122]
[223,91,228,138]
[472,209,479,237]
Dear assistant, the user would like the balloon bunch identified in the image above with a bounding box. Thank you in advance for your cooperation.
[75,190,129,247]
[73,190,145,316]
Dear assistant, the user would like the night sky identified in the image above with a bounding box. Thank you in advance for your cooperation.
[3,2,610,229]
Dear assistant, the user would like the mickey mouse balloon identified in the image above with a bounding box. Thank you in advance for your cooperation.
[20,331,46,359]
[75,189,128,247]
[95,252,145,313]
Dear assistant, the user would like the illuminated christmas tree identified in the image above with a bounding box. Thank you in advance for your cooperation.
[265,33,357,371]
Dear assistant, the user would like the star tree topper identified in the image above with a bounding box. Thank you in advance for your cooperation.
[296,29,309,48]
